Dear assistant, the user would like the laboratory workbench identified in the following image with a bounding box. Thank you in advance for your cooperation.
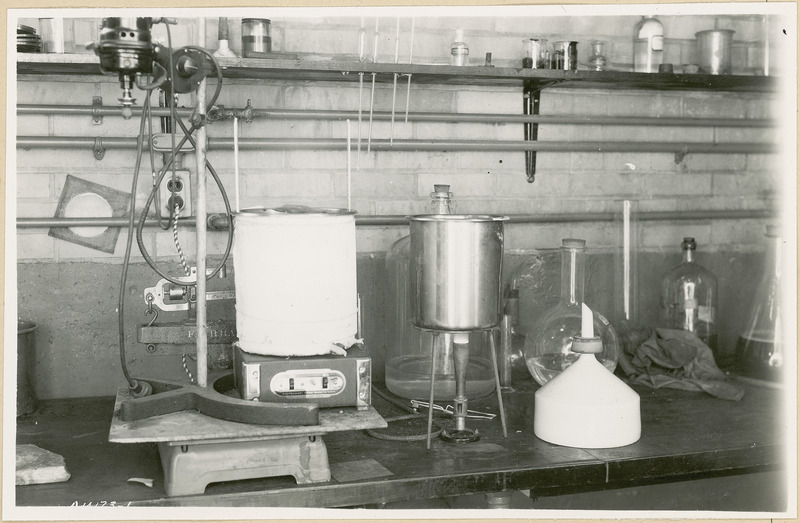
[15,376,788,510]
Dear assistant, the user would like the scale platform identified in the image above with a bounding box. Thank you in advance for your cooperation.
[109,387,387,496]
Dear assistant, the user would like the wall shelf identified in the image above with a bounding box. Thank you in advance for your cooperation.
[16,53,777,92]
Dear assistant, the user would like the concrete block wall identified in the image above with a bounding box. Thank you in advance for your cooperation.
[13,12,793,398]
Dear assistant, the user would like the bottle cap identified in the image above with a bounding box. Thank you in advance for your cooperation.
[433,184,451,193]
[571,336,603,354]
[682,237,697,250]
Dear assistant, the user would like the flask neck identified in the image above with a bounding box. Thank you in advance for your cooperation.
[561,246,586,305]
[682,248,695,263]
[429,193,454,214]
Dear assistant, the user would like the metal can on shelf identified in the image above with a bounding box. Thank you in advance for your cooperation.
[242,18,271,56]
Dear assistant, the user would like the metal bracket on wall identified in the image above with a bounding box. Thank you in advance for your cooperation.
[92,137,105,160]
[523,85,541,183]
[674,144,690,164]
[92,96,103,125]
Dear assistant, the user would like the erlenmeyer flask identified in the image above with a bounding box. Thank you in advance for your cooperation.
[735,226,785,381]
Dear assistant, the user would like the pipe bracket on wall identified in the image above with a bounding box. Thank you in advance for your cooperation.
[674,144,690,164]
[92,96,103,125]
[523,84,541,183]
[92,137,105,160]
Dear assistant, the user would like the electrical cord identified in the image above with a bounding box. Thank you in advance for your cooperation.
[133,46,231,286]
[367,386,445,442]
[117,20,230,393]
[117,92,154,395]
[146,94,171,230]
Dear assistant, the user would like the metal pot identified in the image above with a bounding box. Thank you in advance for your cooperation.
[410,215,508,331]
[696,29,735,75]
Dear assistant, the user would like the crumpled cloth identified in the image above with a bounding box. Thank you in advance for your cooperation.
[618,328,745,401]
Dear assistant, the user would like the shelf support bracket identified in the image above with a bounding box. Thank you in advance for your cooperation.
[523,84,541,183]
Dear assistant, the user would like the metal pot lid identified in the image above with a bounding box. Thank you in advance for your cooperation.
[408,214,509,222]
[236,205,356,217]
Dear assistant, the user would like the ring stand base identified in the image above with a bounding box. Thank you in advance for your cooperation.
[441,428,481,444]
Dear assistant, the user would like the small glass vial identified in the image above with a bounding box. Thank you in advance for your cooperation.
[450,28,469,66]
[588,40,608,71]
[660,237,719,355]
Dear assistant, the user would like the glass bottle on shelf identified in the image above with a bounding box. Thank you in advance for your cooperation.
[450,28,469,66]
[660,237,719,355]
[735,226,785,381]
[588,40,608,71]
[523,239,620,386]
[384,186,495,400]
[634,15,664,72]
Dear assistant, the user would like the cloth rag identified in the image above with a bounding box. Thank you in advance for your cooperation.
[618,328,745,401]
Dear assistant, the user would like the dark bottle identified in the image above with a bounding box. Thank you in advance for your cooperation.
[660,237,719,356]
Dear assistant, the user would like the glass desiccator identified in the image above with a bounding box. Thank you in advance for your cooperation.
[384,185,495,400]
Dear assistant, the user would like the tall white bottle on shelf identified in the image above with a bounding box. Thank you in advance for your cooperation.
[633,15,664,73]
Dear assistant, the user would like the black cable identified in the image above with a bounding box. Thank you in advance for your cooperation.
[117,92,153,394]
[367,386,446,442]
[133,44,232,285]
[146,93,170,230]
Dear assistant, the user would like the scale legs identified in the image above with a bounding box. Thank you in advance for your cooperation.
[158,436,331,496]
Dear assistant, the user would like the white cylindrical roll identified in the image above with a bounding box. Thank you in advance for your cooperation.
[232,206,359,356]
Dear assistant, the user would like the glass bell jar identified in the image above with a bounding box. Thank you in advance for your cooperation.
[735,225,785,381]
[523,238,620,386]
[384,185,494,401]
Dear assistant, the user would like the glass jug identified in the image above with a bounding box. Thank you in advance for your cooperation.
[384,186,494,400]
[523,239,620,386]
[660,237,719,356]
[735,226,785,381]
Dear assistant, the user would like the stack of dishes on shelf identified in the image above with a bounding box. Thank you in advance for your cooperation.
[18,25,42,53]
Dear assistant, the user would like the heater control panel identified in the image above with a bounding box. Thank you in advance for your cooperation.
[269,369,347,398]
[233,344,371,409]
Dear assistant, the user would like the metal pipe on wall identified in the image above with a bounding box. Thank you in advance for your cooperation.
[17,209,777,229]
[16,136,776,154]
[16,103,774,128]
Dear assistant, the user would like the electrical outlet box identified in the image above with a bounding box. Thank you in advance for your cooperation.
[159,169,192,218]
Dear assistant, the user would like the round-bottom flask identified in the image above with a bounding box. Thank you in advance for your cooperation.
[523,239,619,386]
